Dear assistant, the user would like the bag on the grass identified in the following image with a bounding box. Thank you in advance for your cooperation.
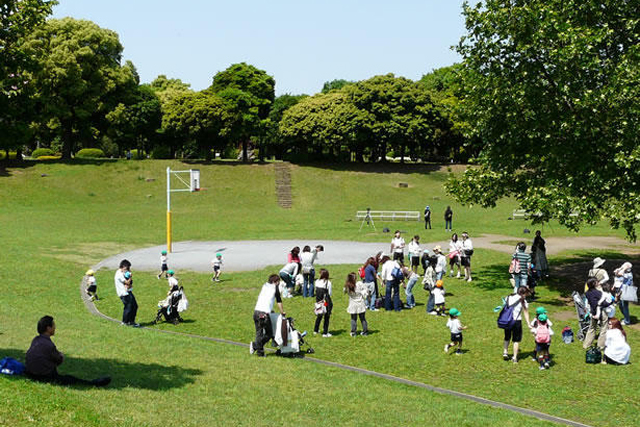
[585,346,602,364]
[0,357,25,375]
[497,298,521,329]
[375,297,384,309]
[562,327,574,344]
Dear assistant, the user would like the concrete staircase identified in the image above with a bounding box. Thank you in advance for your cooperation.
[274,162,292,209]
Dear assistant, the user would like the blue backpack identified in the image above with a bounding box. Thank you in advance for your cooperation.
[391,267,404,281]
[0,357,25,375]
[497,297,522,329]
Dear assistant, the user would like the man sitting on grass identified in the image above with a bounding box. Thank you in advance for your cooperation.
[25,315,110,387]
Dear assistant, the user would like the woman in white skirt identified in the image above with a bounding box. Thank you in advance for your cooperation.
[344,272,369,336]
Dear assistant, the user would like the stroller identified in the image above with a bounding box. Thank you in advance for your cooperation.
[268,313,314,357]
[154,286,187,325]
[571,291,590,341]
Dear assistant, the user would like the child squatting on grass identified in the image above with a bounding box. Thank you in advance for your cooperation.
[444,308,466,355]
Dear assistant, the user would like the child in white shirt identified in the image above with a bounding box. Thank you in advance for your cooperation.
[211,253,223,282]
[444,308,466,355]
[433,280,446,316]
[157,250,169,279]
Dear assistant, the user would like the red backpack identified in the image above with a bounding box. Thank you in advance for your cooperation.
[358,266,366,279]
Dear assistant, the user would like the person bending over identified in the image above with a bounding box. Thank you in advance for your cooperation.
[26,316,110,387]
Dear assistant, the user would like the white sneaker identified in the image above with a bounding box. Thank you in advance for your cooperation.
[467,278,472,282]
[322,333,332,338]
[456,273,461,279]
[444,344,450,353]
[249,342,255,355]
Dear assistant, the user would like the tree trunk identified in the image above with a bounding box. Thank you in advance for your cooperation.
[379,142,387,163]
[62,124,74,159]
[399,144,405,164]
[16,147,23,163]
[242,139,248,162]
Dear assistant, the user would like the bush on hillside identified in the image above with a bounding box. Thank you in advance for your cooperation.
[151,145,172,159]
[31,148,55,158]
[76,148,106,159]
[36,155,61,161]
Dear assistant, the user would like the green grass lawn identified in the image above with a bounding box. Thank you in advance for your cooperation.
[0,160,637,426]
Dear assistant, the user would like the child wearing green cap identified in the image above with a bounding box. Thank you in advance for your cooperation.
[167,270,178,293]
[531,312,553,370]
[211,253,223,282]
[444,308,467,355]
[157,250,169,279]
[529,307,553,363]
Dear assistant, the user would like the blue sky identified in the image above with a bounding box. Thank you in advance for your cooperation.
[52,0,467,95]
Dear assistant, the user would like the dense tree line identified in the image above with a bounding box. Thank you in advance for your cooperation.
[1,6,465,162]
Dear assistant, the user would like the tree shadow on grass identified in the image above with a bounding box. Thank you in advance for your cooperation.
[0,348,202,390]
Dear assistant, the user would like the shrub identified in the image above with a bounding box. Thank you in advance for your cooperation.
[31,148,55,158]
[37,155,61,161]
[0,151,17,160]
[130,149,146,160]
[151,145,172,159]
[222,146,240,160]
[76,148,106,159]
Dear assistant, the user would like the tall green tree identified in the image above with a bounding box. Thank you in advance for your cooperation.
[264,93,307,159]
[448,0,640,239]
[25,18,136,159]
[162,91,227,161]
[208,62,275,162]
[344,74,442,162]
[321,79,355,93]
[280,91,369,159]
[0,0,56,157]
[106,85,162,156]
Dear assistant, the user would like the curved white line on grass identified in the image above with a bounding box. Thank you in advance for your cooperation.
[80,280,591,427]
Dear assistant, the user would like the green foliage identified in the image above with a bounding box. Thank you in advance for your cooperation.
[24,18,137,159]
[150,145,172,159]
[0,0,57,153]
[209,62,275,162]
[149,74,192,105]
[76,148,106,159]
[162,91,227,161]
[450,0,640,240]
[130,149,146,159]
[321,79,355,93]
[31,147,55,158]
[0,151,17,160]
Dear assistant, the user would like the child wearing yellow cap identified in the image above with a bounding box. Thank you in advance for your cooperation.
[84,269,98,301]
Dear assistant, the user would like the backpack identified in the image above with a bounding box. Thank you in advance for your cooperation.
[497,297,522,329]
[535,322,551,343]
[358,266,366,279]
[0,357,25,375]
[585,346,602,364]
[509,257,521,274]
[391,267,404,281]
[561,327,574,344]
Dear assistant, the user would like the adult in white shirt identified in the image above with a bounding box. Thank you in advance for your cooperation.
[501,287,531,363]
[381,255,403,311]
[448,233,463,278]
[250,274,286,357]
[114,259,138,327]
[390,230,406,264]
[300,245,324,298]
[407,235,421,273]
[460,232,474,282]
[603,318,631,365]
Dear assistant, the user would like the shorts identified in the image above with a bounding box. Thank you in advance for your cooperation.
[535,342,550,353]
[161,264,168,272]
[460,257,471,267]
[411,256,420,267]
[87,285,97,293]
[393,252,404,263]
[213,265,220,272]
[504,320,523,342]
[450,332,463,343]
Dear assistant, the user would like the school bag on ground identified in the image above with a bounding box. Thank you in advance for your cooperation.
[562,327,574,344]
[0,357,25,375]
[585,346,602,364]
[497,297,521,329]
[535,323,551,343]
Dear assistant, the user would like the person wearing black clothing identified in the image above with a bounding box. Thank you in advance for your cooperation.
[423,206,432,229]
[250,274,286,357]
[25,316,110,387]
[444,206,453,232]
[583,278,608,349]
